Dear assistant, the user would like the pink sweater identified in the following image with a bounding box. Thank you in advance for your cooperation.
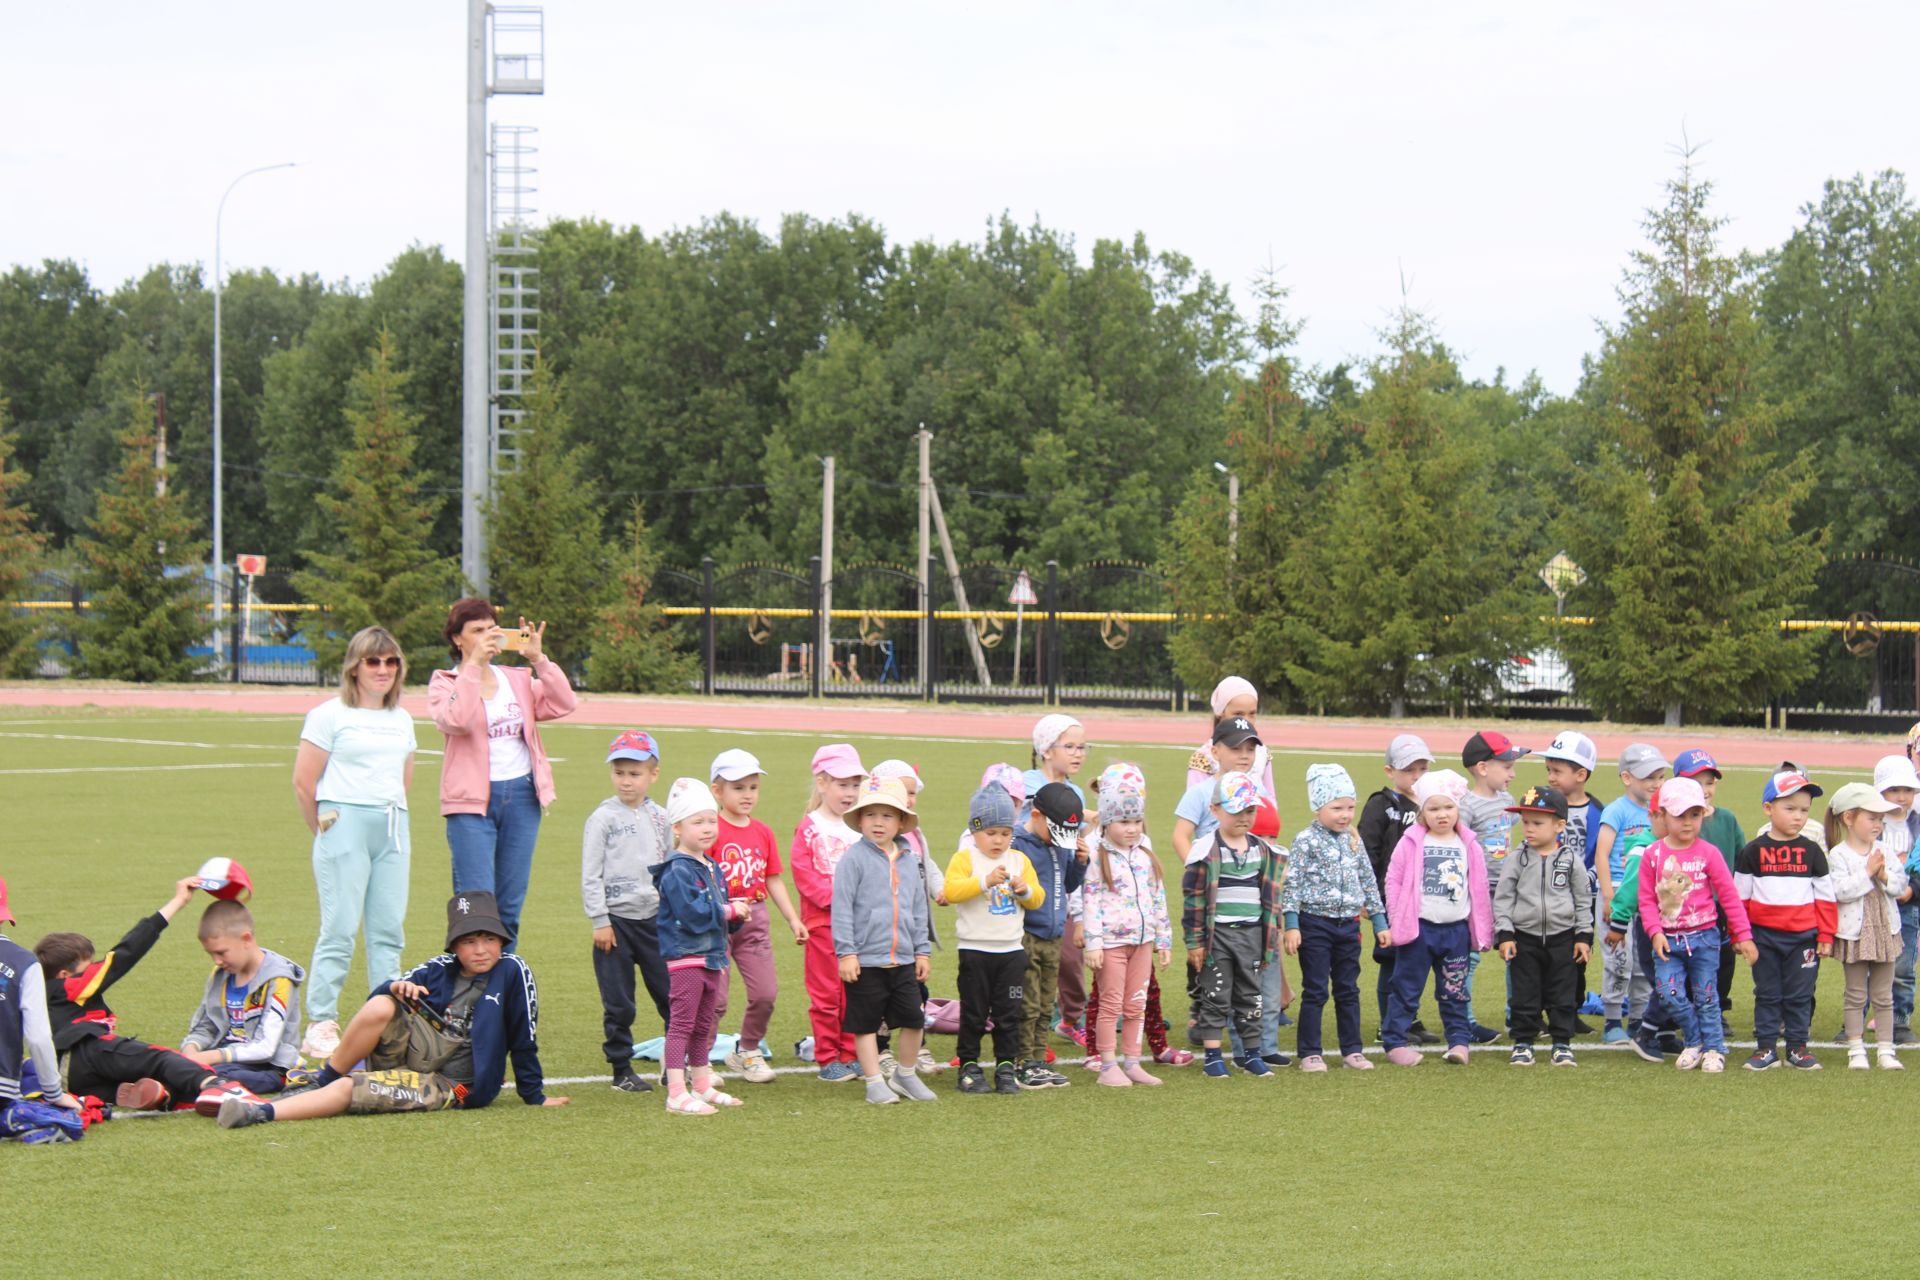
[1637,837,1753,941]
[427,660,577,815]
[1384,823,1495,951]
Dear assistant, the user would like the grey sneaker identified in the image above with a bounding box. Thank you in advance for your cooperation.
[216,1095,272,1130]
[876,1051,899,1080]
[892,1069,939,1102]
[864,1075,899,1105]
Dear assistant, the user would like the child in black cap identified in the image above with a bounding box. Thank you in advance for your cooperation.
[1493,785,1592,1067]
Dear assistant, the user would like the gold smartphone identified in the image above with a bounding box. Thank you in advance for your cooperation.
[498,627,532,652]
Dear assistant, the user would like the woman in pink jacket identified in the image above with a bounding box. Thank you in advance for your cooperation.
[428,597,577,950]
[1381,770,1494,1066]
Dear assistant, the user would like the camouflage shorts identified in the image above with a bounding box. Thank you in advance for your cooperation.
[370,1001,466,1076]
[345,1068,462,1114]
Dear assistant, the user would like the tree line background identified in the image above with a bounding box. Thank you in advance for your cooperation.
[2,161,1915,722]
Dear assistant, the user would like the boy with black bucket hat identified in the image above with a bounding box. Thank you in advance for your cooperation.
[218,892,568,1128]
[1014,782,1086,1089]
[1494,786,1592,1067]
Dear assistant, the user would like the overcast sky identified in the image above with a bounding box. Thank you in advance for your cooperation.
[7,2,1916,393]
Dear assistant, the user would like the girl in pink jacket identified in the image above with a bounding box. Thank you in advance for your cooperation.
[1381,770,1494,1066]
[788,743,867,1082]
[428,599,576,951]
[1081,786,1172,1087]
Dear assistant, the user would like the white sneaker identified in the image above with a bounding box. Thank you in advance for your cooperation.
[1700,1051,1725,1074]
[739,1051,776,1084]
[1879,1048,1904,1071]
[1848,1041,1870,1070]
[915,1048,941,1075]
[1674,1045,1702,1071]
[876,1051,899,1080]
[300,1019,341,1061]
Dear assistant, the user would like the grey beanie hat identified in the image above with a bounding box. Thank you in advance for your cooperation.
[968,783,1018,832]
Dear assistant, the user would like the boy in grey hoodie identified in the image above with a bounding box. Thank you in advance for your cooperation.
[180,900,305,1097]
[832,777,937,1105]
[1493,786,1592,1067]
[582,731,672,1092]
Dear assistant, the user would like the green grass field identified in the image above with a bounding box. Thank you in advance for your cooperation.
[0,704,1912,1277]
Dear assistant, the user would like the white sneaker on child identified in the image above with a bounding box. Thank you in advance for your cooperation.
[1673,1046,1702,1071]
[300,1019,341,1061]
[1879,1048,1904,1070]
[1848,1041,1870,1070]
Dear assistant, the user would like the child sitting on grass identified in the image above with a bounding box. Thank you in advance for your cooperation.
[1494,786,1590,1067]
[217,891,566,1129]
[834,776,937,1105]
[1381,770,1492,1067]
[179,899,304,1097]
[1283,764,1390,1072]
[35,874,236,1115]
[0,876,81,1126]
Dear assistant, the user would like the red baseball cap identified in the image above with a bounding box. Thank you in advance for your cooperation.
[1463,730,1530,767]
[0,876,14,926]
[196,857,254,902]
[1251,795,1281,839]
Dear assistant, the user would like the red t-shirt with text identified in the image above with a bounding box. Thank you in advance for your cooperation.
[714,816,783,901]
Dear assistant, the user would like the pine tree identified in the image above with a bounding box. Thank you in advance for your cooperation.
[1278,308,1540,717]
[291,329,456,677]
[73,388,210,681]
[487,358,611,676]
[586,502,697,693]
[0,397,48,675]
[1557,151,1824,725]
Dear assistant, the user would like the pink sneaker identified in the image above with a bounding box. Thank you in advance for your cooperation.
[1342,1052,1374,1070]
[1298,1055,1328,1072]
[1123,1062,1163,1085]
[1096,1064,1131,1088]
[1385,1046,1423,1067]
[1153,1047,1195,1066]
[1444,1045,1470,1065]
[1055,1019,1089,1049]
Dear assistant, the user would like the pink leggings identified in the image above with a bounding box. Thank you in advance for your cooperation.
[665,965,726,1073]
[1093,943,1154,1060]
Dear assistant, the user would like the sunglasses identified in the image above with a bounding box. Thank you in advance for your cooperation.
[361,655,402,669]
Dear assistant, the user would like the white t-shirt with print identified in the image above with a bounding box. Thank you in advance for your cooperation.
[483,670,532,781]
[300,697,417,808]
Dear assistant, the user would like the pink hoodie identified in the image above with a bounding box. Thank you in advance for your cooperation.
[1638,837,1752,941]
[427,660,577,815]
[1384,823,1495,951]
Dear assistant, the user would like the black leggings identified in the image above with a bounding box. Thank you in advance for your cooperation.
[66,1035,211,1105]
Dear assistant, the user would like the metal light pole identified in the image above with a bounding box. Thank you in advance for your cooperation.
[213,161,294,666]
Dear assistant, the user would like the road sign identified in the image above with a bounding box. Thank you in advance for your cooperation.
[1539,552,1585,600]
[236,554,267,577]
[1008,571,1038,606]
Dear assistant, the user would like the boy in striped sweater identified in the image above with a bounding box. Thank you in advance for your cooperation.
[1733,771,1835,1071]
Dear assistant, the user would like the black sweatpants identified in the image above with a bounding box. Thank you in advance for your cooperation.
[65,1035,210,1104]
[1508,930,1579,1046]
[956,948,1026,1066]
[1751,925,1820,1049]
[593,915,674,1065]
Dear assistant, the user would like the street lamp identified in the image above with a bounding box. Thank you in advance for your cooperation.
[213,161,295,666]
[1213,461,1239,556]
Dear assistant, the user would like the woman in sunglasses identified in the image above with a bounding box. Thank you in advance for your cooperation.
[292,626,419,1061]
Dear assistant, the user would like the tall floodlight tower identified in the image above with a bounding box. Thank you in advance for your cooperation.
[462,2,544,595]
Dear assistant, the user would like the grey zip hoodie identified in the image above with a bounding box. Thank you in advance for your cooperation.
[831,836,932,967]
[181,949,306,1070]
[1493,839,1594,946]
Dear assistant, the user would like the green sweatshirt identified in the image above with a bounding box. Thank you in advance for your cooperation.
[1606,831,1657,927]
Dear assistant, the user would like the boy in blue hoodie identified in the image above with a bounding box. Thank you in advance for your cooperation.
[218,892,568,1128]
[1014,782,1086,1089]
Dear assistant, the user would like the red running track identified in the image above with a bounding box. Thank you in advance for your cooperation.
[0,684,1904,771]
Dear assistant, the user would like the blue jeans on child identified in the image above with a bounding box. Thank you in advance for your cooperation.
[1295,913,1363,1059]
[446,774,543,950]
[1654,927,1724,1052]
[307,800,411,1024]
[1382,920,1471,1049]
[1894,900,1918,1031]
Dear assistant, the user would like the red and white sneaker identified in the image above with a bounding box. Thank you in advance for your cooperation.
[194,1080,264,1118]
[1153,1047,1196,1066]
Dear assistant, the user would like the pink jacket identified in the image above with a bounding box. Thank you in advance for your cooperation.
[427,660,577,816]
[1384,823,1495,951]
[1638,838,1752,941]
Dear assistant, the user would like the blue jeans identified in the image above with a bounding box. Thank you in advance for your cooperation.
[446,774,543,950]
[1894,901,1918,1029]
[307,801,410,1022]
[1229,958,1284,1058]
[1654,928,1724,1052]
[1383,919,1472,1049]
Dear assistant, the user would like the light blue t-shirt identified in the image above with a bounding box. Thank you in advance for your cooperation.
[1175,779,1221,844]
[300,697,418,808]
[1598,795,1651,883]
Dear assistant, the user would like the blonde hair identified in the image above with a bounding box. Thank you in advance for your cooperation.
[340,626,406,709]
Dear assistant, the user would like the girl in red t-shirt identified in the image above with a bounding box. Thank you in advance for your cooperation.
[710,749,807,1085]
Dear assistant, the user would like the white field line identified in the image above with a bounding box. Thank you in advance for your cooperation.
[0,730,442,758]
[0,762,293,776]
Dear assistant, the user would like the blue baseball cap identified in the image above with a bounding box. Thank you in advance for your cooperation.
[606,730,660,763]
[1761,769,1822,803]
[1672,748,1720,779]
